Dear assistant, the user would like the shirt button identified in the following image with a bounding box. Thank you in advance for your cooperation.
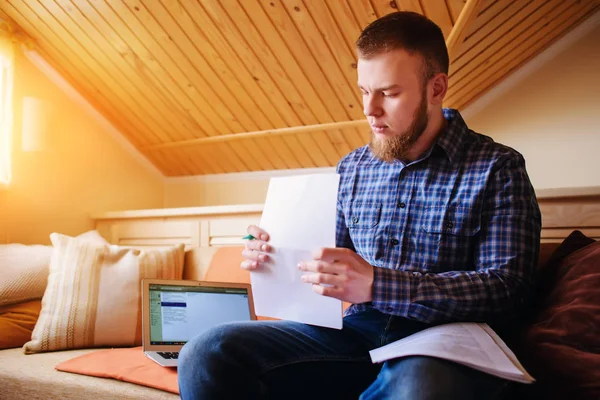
[386,307,393,313]
[352,216,359,224]
[446,221,453,229]
[390,238,399,246]
[398,202,406,208]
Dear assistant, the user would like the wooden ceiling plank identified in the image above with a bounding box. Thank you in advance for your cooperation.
[62,1,209,143]
[447,1,596,109]
[450,0,545,76]
[2,8,174,174]
[139,1,270,134]
[137,0,287,174]
[454,4,599,111]
[114,0,255,136]
[88,0,261,172]
[154,148,195,176]
[369,0,399,19]
[395,0,424,14]
[24,0,198,173]
[324,0,372,150]
[171,0,301,170]
[301,1,362,111]
[328,129,353,157]
[74,1,225,140]
[300,0,366,155]
[461,0,514,42]
[325,0,362,52]
[210,146,243,174]
[347,127,369,150]
[46,0,197,144]
[16,0,171,144]
[167,148,199,176]
[166,0,283,130]
[446,0,467,24]
[420,0,454,39]
[200,1,315,169]
[180,146,221,175]
[6,0,188,175]
[266,0,352,165]
[446,0,483,60]
[453,0,534,64]
[19,1,212,174]
[241,0,336,167]
[248,137,295,171]
[454,3,598,110]
[230,0,328,168]
[88,1,232,136]
[24,47,176,174]
[448,0,572,96]
[346,0,379,31]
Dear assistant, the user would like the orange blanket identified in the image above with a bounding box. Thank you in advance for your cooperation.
[55,346,179,394]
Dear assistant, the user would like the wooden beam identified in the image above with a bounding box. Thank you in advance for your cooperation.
[445,0,483,59]
[144,120,370,151]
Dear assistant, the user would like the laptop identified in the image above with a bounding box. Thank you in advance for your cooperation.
[141,278,257,367]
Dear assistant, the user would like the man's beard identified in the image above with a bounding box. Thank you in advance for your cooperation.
[369,89,429,163]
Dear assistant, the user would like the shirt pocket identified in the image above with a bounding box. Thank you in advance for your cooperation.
[416,205,481,271]
[346,201,382,229]
[345,200,385,265]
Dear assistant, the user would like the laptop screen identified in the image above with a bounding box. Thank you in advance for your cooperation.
[148,283,253,345]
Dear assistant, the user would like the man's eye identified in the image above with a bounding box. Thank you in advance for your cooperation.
[383,93,397,97]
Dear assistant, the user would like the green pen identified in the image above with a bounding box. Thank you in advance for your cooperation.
[242,234,256,240]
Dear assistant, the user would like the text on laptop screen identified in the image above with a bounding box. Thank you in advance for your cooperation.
[149,284,252,345]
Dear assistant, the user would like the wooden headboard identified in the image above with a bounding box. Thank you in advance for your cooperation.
[536,187,600,242]
[91,187,600,277]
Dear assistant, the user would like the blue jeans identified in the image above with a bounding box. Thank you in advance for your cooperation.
[178,309,510,399]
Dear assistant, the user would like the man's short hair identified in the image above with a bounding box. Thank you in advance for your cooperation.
[356,11,449,83]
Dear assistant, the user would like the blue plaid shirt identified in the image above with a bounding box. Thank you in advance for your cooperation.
[336,109,541,325]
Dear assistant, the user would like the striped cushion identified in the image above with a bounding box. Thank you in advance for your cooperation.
[23,233,185,353]
[0,244,53,306]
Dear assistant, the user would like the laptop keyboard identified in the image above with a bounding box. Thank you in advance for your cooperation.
[157,352,179,360]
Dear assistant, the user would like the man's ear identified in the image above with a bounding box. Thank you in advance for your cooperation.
[429,73,448,105]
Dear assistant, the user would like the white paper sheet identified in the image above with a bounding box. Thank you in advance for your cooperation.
[250,173,343,329]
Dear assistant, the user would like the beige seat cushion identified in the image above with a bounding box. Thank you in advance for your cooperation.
[0,348,177,400]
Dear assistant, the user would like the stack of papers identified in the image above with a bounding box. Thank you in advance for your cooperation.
[369,322,535,383]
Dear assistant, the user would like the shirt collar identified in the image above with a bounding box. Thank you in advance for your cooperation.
[434,108,469,165]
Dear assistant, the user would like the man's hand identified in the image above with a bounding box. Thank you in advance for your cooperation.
[298,248,374,304]
[240,225,273,270]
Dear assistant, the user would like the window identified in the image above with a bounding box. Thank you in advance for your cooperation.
[0,35,14,185]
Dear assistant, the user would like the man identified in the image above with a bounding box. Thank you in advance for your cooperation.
[178,11,541,399]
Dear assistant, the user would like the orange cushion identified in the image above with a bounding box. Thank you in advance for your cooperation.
[0,300,41,349]
[55,346,178,394]
[204,246,249,284]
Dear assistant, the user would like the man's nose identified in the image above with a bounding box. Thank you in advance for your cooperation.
[363,95,382,117]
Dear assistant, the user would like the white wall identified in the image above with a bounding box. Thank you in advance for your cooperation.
[465,20,600,190]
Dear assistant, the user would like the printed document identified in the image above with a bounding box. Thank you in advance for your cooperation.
[250,173,343,329]
[369,322,535,383]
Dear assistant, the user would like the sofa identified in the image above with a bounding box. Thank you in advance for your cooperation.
[1,231,598,399]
